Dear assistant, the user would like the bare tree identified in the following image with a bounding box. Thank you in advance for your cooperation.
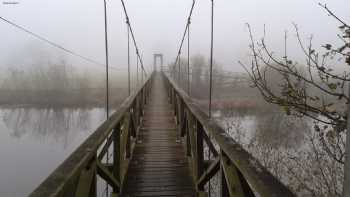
[238,4,350,196]
[240,4,350,165]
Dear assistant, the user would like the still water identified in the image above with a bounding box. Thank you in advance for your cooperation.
[0,108,106,197]
[0,107,307,197]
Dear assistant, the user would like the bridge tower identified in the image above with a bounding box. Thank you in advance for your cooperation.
[153,53,163,71]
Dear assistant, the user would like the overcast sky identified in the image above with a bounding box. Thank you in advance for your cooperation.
[0,0,349,74]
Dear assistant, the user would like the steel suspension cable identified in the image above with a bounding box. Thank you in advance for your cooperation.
[103,0,110,120]
[208,0,214,118]
[0,16,123,70]
[187,19,191,95]
[103,0,110,195]
[120,0,147,77]
[208,2,214,195]
[141,54,144,83]
[178,55,181,84]
[208,1,214,193]
[136,53,139,86]
[173,0,196,81]
[127,22,131,96]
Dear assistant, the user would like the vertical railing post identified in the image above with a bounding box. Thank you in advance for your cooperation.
[135,95,140,127]
[126,114,131,159]
[220,150,254,197]
[186,110,192,157]
[177,98,181,125]
[112,123,120,193]
[177,98,181,127]
[174,94,178,120]
[136,100,140,135]
[196,121,204,191]
[130,106,136,138]
[138,92,143,119]
[143,82,147,105]
[90,156,97,197]
[140,89,144,115]
[170,86,174,105]
[221,162,229,197]
[220,150,230,197]
[147,77,151,100]
[180,105,186,137]
[137,93,142,135]
[177,100,183,136]
[169,84,173,104]
[143,86,146,105]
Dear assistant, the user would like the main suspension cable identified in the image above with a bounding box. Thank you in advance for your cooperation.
[103,0,110,196]
[136,53,139,86]
[187,19,191,95]
[0,16,122,70]
[208,3,214,196]
[173,0,195,87]
[103,0,110,119]
[120,0,147,77]
[208,0,214,118]
[127,22,131,96]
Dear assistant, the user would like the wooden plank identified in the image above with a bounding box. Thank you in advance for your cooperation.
[127,190,195,197]
[126,180,194,188]
[122,73,195,197]
[125,186,194,193]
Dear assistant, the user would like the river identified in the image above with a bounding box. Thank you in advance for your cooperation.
[0,108,106,197]
[0,107,340,197]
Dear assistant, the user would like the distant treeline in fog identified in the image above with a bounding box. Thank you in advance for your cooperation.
[167,54,344,116]
[0,60,128,107]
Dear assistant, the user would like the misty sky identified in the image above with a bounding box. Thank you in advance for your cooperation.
[0,0,349,75]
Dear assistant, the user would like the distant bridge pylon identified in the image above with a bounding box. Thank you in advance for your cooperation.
[153,53,164,71]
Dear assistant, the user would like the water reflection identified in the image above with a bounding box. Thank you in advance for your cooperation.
[254,112,307,149]
[0,107,105,197]
[222,108,307,150]
[2,108,105,148]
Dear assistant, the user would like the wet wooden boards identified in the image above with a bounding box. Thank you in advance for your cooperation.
[122,74,196,197]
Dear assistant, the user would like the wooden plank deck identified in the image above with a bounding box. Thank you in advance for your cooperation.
[122,74,196,197]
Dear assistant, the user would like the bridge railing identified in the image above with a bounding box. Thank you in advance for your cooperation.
[163,72,295,197]
[30,73,154,197]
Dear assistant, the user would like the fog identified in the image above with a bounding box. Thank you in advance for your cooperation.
[0,0,348,75]
[0,1,350,196]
